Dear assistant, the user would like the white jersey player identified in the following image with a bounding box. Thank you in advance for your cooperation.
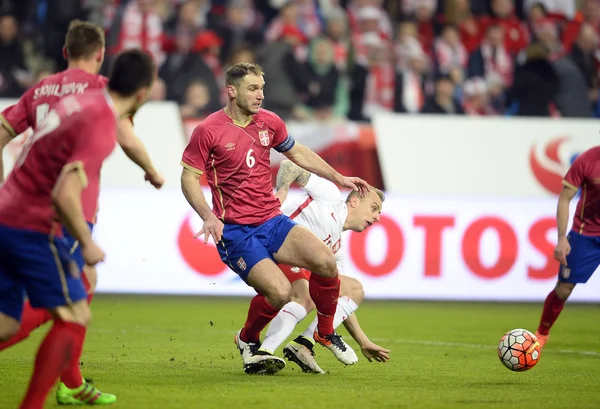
[259,160,391,373]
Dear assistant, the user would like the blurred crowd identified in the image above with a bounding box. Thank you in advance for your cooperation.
[1,0,600,121]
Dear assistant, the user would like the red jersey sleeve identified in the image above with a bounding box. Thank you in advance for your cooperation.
[181,124,212,175]
[271,114,295,153]
[563,153,589,191]
[0,88,34,137]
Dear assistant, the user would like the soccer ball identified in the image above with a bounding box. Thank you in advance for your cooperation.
[497,328,541,372]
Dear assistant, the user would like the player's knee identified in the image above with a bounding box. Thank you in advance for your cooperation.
[52,301,92,326]
[555,282,575,300]
[268,281,291,309]
[342,277,365,304]
[0,315,20,341]
[311,251,338,278]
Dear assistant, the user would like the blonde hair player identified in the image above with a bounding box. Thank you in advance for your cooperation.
[258,160,390,373]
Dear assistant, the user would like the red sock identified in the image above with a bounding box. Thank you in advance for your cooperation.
[58,272,93,388]
[0,302,52,351]
[309,274,340,337]
[240,295,279,343]
[20,320,86,409]
[537,290,566,336]
[59,325,87,388]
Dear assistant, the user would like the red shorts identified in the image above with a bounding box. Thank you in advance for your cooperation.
[278,264,311,283]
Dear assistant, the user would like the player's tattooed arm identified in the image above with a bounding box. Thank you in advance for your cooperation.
[276,160,311,191]
[275,160,311,205]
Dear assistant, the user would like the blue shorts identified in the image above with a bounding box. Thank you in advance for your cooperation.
[217,214,297,283]
[0,225,87,321]
[62,223,94,268]
[559,231,600,284]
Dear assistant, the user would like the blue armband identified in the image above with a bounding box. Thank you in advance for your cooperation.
[274,135,295,153]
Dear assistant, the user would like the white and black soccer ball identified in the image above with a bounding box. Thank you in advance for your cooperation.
[497,329,541,372]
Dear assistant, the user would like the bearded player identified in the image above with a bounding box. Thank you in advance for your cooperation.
[0,49,155,409]
[257,160,390,373]
[535,146,600,349]
[181,62,369,375]
[0,21,163,404]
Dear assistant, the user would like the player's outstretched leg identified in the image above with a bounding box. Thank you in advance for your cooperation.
[232,259,290,375]
[20,302,90,409]
[288,278,363,369]
[535,282,573,349]
[55,268,116,405]
[0,301,52,351]
[274,226,355,365]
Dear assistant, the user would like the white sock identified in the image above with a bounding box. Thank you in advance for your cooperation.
[300,296,359,340]
[261,302,307,354]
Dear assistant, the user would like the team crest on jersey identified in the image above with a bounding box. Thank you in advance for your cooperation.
[237,257,247,271]
[290,267,301,273]
[258,130,270,146]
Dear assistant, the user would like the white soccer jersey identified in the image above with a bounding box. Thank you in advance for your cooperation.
[281,174,348,273]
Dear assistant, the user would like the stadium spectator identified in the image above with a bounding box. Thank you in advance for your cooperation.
[257,24,309,119]
[158,26,221,110]
[212,0,263,64]
[468,24,514,87]
[180,79,213,118]
[480,0,530,55]
[462,76,497,115]
[104,0,166,71]
[435,24,468,73]
[506,42,560,116]
[442,0,483,53]
[0,14,30,98]
[570,23,599,102]
[303,36,348,120]
[421,72,465,114]
[394,39,431,113]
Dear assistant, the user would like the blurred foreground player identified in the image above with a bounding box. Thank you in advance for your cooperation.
[535,146,600,349]
[0,21,163,405]
[0,49,155,409]
[181,62,369,375]
[259,160,390,373]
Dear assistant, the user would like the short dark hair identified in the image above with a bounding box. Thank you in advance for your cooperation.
[64,20,105,60]
[107,49,155,97]
[226,62,264,87]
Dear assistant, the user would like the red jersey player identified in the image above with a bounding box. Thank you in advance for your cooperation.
[535,146,600,349]
[0,21,163,404]
[181,62,370,375]
[0,49,155,409]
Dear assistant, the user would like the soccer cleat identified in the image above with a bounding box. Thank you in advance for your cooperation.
[234,329,285,375]
[535,331,549,350]
[313,331,358,365]
[283,340,325,374]
[56,381,116,405]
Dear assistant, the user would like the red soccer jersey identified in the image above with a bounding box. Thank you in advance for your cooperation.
[563,146,600,236]
[181,109,295,226]
[0,90,118,234]
[0,68,107,137]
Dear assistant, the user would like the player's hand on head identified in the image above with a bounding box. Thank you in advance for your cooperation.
[82,241,105,266]
[195,214,224,244]
[360,341,390,363]
[339,176,370,197]
[144,170,165,189]
[554,236,571,266]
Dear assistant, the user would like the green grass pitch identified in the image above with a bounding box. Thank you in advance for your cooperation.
[1,295,599,409]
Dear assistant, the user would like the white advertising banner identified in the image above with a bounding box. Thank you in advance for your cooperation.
[93,188,600,302]
[373,113,600,197]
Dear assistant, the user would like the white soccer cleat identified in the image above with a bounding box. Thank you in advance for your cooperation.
[313,331,358,365]
[283,340,326,374]
[234,328,257,365]
[234,329,286,375]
